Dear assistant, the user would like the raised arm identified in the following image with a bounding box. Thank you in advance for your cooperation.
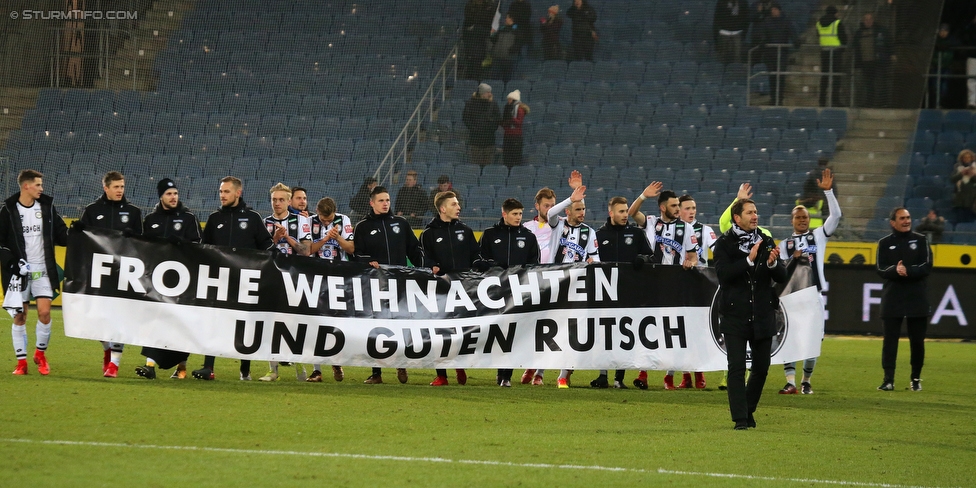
[628,181,663,228]
[819,169,842,237]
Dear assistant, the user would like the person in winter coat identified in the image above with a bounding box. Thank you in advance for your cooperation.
[540,5,564,60]
[714,0,750,64]
[500,90,530,168]
[463,83,501,166]
[490,14,520,82]
[79,171,143,378]
[479,198,540,387]
[135,178,203,380]
[713,198,786,430]
[354,186,427,386]
[420,191,481,387]
[875,208,932,392]
[0,170,68,377]
[192,176,274,382]
[508,0,533,53]
[567,0,597,61]
[950,149,976,224]
[853,13,896,107]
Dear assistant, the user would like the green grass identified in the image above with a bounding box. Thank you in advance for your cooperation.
[1,309,974,487]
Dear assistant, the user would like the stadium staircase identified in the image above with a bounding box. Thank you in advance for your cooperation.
[831,108,916,237]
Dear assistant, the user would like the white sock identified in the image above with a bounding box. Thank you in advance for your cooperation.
[558,369,570,380]
[110,350,123,366]
[102,341,111,351]
[12,324,28,360]
[313,363,322,373]
[536,369,545,378]
[785,373,796,386]
[666,370,675,376]
[269,361,279,373]
[599,370,608,376]
[36,320,52,351]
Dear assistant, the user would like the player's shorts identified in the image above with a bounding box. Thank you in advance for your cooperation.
[26,273,54,301]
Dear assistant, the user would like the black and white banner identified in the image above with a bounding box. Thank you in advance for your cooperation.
[62,229,825,370]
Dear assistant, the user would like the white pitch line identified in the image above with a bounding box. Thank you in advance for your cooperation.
[656,469,951,488]
[0,438,952,488]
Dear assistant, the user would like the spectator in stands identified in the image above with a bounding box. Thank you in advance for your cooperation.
[817,5,848,107]
[950,149,976,224]
[962,13,976,109]
[915,209,946,243]
[752,0,776,24]
[929,24,958,109]
[489,14,520,82]
[853,13,896,108]
[540,5,564,60]
[501,90,529,168]
[395,170,429,227]
[567,0,598,62]
[463,83,501,166]
[714,0,750,64]
[754,3,795,105]
[508,0,533,55]
[463,0,496,79]
[430,175,461,209]
[349,176,377,221]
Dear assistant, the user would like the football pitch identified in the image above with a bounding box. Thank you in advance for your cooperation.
[1,309,973,487]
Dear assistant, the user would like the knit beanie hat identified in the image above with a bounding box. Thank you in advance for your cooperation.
[157,178,177,197]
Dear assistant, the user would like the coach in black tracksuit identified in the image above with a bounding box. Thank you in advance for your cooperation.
[591,197,653,388]
[138,178,203,375]
[354,186,426,384]
[192,177,274,381]
[420,191,481,386]
[713,199,786,430]
[479,198,539,386]
[875,208,932,391]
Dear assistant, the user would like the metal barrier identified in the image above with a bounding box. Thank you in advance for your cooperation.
[924,46,976,109]
[373,45,458,186]
[747,43,853,107]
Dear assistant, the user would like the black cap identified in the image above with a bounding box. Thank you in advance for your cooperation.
[157,178,176,197]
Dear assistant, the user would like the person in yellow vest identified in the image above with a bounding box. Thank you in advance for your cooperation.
[817,5,848,107]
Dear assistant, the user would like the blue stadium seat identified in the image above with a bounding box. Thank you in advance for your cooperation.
[943,111,972,132]
[573,102,602,124]
[916,109,943,132]
[789,108,819,130]
[559,123,588,145]
[723,127,752,149]
[708,105,736,127]
[667,126,696,147]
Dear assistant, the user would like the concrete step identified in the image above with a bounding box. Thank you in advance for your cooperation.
[834,173,892,184]
[831,150,903,165]
[837,182,886,197]
[850,117,917,131]
[838,137,906,153]
[845,128,913,139]
[832,160,901,175]
[853,108,917,121]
